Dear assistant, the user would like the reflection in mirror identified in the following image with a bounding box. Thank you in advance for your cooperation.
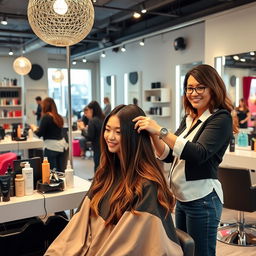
[175,61,202,129]
[216,52,256,128]
[100,75,116,110]
[124,71,142,106]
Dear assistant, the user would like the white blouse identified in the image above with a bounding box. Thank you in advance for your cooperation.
[160,109,223,203]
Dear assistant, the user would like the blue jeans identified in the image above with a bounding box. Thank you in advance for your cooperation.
[175,190,222,256]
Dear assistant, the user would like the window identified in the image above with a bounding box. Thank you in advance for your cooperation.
[48,68,92,119]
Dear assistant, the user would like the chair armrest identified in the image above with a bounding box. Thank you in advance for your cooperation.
[176,228,195,256]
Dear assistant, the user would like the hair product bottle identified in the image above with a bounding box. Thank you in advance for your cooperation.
[42,157,50,184]
[6,164,15,197]
[15,174,25,197]
[22,162,34,195]
[0,175,11,202]
[65,160,74,189]
[229,135,235,152]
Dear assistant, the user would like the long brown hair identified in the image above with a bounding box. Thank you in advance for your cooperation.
[183,64,238,133]
[42,97,63,128]
[89,104,175,225]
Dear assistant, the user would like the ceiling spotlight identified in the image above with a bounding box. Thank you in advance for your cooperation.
[92,0,97,2]
[250,51,255,56]
[141,3,147,14]
[72,60,77,65]
[121,45,126,52]
[101,51,106,58]
[133,12,141,19]
[139,39,145,46]
[82,58,87,63]
[233,55,239,61]
[240,58,246,62]
[1,16,8,25]
[8,49,13,56]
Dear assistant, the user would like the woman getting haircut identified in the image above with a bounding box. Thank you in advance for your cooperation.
[45,104,183,256]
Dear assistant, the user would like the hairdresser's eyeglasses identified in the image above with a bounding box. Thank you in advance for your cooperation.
[185,86,207,94]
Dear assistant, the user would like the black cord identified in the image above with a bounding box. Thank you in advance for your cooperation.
[37,191,48,219]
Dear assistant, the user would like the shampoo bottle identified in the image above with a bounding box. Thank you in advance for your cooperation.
[65,160,74,189]
[22,162,34,195]
[42,157,50,184]
[15,174,25,197]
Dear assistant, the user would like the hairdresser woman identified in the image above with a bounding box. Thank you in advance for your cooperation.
[134,64,237,256]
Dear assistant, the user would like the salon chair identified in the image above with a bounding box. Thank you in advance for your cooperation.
[176,228,195,256]
[45,215,69,248]
[0,152,17,175]
[217,167,256,246]
[0,217,46,256]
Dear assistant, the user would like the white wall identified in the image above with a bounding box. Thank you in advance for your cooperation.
[100,22,205,131]
[205,2,256,66]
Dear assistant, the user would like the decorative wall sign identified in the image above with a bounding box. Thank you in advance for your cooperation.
[28,64,44,80]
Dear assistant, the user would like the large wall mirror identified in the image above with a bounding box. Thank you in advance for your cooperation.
[215,52,256,127]
[124,71,142,106]
[100,75,116,109]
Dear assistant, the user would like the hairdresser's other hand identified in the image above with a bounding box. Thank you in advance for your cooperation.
[133,116,161,135]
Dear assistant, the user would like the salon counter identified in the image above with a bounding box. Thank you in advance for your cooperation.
[0,176,91,223]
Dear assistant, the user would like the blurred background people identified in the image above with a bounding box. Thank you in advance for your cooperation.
[235,98,251,128]
[77,106,90,157]
[32,96,42,126]
[79,101,105,173]
[103,97,111,116]
[30,97,68,173]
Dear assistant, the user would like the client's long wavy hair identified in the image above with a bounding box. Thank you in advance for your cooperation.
[89,104,175,225]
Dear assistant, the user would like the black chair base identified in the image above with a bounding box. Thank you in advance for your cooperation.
[217,223,256,246]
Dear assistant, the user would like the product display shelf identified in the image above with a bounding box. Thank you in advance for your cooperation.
[144,88,171,117]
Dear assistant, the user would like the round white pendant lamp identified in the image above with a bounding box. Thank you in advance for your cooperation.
[13,56,32,75]
[27,0,94,47]
[52,69,64,83]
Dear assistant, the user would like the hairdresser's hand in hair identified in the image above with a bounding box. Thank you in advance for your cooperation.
[133,116,161,135]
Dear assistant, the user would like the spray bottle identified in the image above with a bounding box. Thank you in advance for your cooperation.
[42,157,50,184]
[65,160,74,189]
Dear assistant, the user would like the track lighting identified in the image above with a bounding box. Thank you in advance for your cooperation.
[1,16,8,25]
[139,39,145,46]
[133,12,141,19]
[141,3,147,14]
[8,49,13,56]
[121,45,126,52]
[101,51,106,58]
[72,60,77,65]
[82,58,87,63]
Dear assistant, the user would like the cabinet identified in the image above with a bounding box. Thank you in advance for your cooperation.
[0,86,22,125]
[144,88,171,117]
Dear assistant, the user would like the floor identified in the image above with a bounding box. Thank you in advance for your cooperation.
[73,156,256,256]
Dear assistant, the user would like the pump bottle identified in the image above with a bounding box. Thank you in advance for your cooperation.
[42,157,50,184]
[22,162,34,195]
[65,160,74,189]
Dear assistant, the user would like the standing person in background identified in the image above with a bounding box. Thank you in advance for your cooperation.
[45,104,182,256]
[32,96,42,126]
[80,101,105,173]
[134,64,238,256]
[235,98,251,128]
[30,97,68,172]
[103,96,111,116]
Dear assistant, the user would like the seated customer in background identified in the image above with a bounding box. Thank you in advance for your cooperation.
[30,97,68,172]
[77,107,89,157]
[45,104,182,256]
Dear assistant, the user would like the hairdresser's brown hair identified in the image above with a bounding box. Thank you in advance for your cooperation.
[89,104,175,225]
[42,97,63,128]
[183,64,238,133]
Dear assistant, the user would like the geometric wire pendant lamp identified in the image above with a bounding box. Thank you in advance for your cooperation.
[27,0,94,47]
[13,56,32,75]
[27,0,95,164]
